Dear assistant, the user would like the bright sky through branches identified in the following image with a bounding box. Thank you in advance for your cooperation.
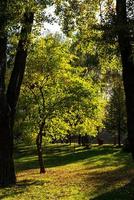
[42,6,62,35]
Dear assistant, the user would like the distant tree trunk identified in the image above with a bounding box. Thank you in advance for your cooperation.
[78,134,81,145]
[6,11,34,131]
[113,135,117,146]
[82,134,90,148]
[117,104,121,147]
[67,133,72,145]
[97,137,103,146]
[36,121,46,174]
[117,116,121,147]
[117,126,121,147]
[0,0,16,186]
[116,0,134,157]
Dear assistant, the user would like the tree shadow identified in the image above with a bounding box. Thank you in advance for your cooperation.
[13,144,134,200]
[45,146,119,167]
[81,163,134,200]
[83,149,131,169]
[0,179,45,199]
[91,178,134,200]
[14,144,37,159]
[15,145,120,172]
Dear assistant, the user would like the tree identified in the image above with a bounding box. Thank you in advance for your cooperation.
[0,0,16,187]
[116,0,134,157]
[0,0,56,185]
[16,34,106,172]
[0,1,34,186]
[105,74,127,146]
[18,35,72,173]
[7,11,34,132]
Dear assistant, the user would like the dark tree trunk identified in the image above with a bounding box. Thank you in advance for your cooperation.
[6,12,34,131]
[117,108,121,147]
[68,134,72,145]
[0,0,16,186]
[0,97,16,186]
[116,0,134,157]
[0,10,34,186]
[117,107,121,147]
[36,121,46,174]
[82,134,90,148]
[117,124,121,147]
[78,134,81,145]
[113,135,117,146]
[97,137,103,146]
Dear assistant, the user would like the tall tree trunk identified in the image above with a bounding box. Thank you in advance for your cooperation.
[116,0,134,157]
[117,104,121,147]
[78,134,81,145]
[36,121,46,174]
[0,0,16,186]
[117,121,121,147]
[6,11,34,131]
[0,98,16,186]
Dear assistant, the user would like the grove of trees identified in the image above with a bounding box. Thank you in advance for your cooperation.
[0,0,133,187]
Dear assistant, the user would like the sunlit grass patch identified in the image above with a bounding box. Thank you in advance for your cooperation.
[0,144,134,200]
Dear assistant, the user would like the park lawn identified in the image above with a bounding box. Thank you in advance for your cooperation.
[0,144,134,200]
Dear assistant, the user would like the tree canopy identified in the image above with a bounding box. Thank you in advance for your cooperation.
[0,0,134,186]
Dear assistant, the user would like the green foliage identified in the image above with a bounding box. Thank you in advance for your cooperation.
[11,0,125,146]
[105,75,127,138]
[9,0,125,147]
[55,0,99,36]
[15,34,106,143]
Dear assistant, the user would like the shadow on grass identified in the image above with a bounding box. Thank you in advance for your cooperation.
[81,159,134,200]
[14,144,37,159]
[13,144,134,200]
[91,178,134,200]
[45,146,120,168]
[15,144,125,172]
[0,179,44,200]
[84,149,132,170]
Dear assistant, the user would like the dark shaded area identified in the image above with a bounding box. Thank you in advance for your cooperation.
[45,146,122,168]
[14,144,128,172]
[92,179,134,200]
[81,150,134,200]
[84,165,134,199]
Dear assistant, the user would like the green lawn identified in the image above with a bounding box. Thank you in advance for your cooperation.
[0,144,134,200]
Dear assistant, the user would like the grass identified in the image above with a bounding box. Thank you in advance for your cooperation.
[0,144,134,199]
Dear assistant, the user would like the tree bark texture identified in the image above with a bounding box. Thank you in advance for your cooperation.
[0,8,34,186]
[0,0,16,186]
[117,98,121,147]
[116,0,134,157]
[7,12,34,131]
[36,121,46,174]
[0,98,16,186]
[117,121,121,147]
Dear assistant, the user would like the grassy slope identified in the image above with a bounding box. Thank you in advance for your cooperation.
[0,144,134,200]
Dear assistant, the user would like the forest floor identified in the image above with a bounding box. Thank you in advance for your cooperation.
[0,144,134,200]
